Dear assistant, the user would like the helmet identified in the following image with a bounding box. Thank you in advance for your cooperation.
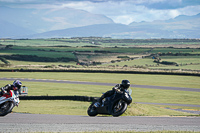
[13,80,22,90]
[121,80,130,90]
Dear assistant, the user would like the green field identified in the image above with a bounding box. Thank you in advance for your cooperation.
[150,48,200,54]
[0,72,199,116]
[0,38,200,73]
[1,72,200,88]
[12,100,196,116]
[0,38,200,116]
[1,38,200,47]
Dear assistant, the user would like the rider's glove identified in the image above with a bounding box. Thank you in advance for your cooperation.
[1,87,6,94]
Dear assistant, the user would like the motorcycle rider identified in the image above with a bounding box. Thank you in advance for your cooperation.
[0,80,22,97]
[98,79,131,105]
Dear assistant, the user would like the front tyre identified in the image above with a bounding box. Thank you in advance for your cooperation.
[0,102,14,116]
[112,100,127,117]
[87,103,98,117]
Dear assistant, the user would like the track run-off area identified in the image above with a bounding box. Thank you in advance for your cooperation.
[0,77,200,108]
[1,77,200,92]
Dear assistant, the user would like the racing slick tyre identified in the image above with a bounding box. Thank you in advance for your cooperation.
[87,103,98,116]
[0,102,14,116]
[112,100,127,117]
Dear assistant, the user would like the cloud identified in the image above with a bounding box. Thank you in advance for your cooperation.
[52,0,200,24]
[1,0,200,25]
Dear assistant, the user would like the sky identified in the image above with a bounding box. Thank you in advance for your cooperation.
[1,0,200,25]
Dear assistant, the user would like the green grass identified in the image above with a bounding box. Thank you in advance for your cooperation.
[13,100,90,115]
[101,56,200,70]
[1,39,200,117]
[159,56,200,64]
[1,39,69,46]
[1,80,199,105]
[12,101,197,116]
[132,88,200,105]
[19,81,109,97]
[124,103,196,116]
[1,72,199,116]
[150,48,200,54]
[0,72,199,89]
[0,45,151,55]
[1,38,200,47]
[1,39,200,72]
[0,49,76,58]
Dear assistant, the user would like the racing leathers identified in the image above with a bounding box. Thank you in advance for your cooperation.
[98,84,129,104]
[0,84,20,97]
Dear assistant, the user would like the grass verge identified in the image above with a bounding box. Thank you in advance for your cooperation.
[0,72,200,89]
[13,101,197,116]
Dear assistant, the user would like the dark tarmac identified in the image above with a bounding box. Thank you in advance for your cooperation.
[0,113,200,132]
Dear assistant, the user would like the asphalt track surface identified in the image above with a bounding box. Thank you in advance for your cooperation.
[0,113,200,132]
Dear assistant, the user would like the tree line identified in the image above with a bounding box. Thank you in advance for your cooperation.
[0,55,77,63]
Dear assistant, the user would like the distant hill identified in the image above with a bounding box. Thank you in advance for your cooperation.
[166,13,200,22]
[128,13,200,38]
[24,23,132,38]
[23,13,200,39]
[0,19,36,38]
[1,5,200,39]
[0,6,114,38]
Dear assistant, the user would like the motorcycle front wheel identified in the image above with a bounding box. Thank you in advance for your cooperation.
[87,103,98,117]
[0,102,14,116]
[112,100,127,117]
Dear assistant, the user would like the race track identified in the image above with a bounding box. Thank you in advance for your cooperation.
[0,113,200,132]
[0,78,200,132]
[1,78,200,92]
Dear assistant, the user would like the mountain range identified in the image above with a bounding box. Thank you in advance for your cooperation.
[0,6,200,39]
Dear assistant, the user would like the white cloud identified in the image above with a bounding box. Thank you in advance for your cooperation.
[52,0,200,24]
[2,0,200,25]
[168,10,180,18]
[178,5,200,16]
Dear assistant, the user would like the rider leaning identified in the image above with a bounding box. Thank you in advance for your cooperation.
[98,79,131,104]
[0,80,22,97]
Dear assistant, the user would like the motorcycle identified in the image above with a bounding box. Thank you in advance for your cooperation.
[0,90,20,116]
[87,88,132,117]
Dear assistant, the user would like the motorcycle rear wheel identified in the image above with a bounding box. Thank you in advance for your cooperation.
[87,103,98,116]
[0,102,14,116]
[112,100,127,117]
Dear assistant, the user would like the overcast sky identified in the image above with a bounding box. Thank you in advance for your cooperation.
[1,0,200,25]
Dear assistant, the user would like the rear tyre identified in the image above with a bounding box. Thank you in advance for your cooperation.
[0,102,14,116]
[112,100,127,117]
[87,103,98,117]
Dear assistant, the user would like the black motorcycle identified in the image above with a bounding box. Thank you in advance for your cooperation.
[87,89,132,117]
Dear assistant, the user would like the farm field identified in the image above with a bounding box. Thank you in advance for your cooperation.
[0,38,200,74]
[0,38,200,116]
[1,38,200,47]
